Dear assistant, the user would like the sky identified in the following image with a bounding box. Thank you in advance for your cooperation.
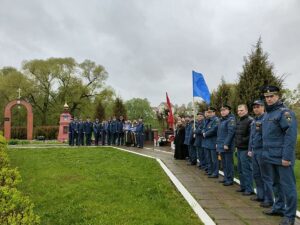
[0,0,299,106]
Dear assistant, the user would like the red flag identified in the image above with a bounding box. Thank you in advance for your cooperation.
[166,92,174,129]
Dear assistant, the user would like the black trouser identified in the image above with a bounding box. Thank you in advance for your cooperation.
[94,132,100,145]
[118,132,124,145]
[86,133,92,146]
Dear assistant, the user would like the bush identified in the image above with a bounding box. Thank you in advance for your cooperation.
[8,139,30,145]
[34,126,59,140]
[0,187,40,225]
[0,168,21,188]
[0,151,9,169]
[0,135,40,224]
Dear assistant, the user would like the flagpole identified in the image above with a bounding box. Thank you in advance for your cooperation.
[193,97,196,130]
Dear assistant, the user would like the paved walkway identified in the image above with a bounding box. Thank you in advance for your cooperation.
[123,145,300,225]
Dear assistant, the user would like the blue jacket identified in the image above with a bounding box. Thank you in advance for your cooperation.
[202,116,219,149]
[216,114,236,152]
[117,120,124,133]
[184,122,192,145]
[93,122,102,134]
[110,120,117,133]
[136,122,144,134]
[78,122,84,134]
[249,113,264,152]
[194,120,205,147]
[84,122,93,134]
[262,101,297,165]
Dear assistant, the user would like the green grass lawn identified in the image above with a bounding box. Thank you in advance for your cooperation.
[7,147,201,225]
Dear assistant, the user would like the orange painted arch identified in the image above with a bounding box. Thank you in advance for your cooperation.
[4,100,33,140]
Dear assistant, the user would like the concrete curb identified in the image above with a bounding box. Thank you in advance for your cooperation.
[112,146,215,225]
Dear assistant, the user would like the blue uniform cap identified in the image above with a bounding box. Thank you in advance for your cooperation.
[261,85,280,96]
[252,100,264,107]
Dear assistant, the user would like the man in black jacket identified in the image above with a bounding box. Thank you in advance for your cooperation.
[235,104,254,195]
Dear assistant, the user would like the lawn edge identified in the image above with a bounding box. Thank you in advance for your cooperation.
[110,146,216,225]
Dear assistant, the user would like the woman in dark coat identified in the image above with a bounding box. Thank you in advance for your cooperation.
[174,121,187,159]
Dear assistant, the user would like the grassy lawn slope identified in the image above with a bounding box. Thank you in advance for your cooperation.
[7,147,201,225]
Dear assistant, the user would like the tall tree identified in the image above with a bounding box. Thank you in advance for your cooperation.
[236,38,283,109]
[210,78,237,112]
[94,101,106,122]
[125,98,155,124]
[113,97,127,119]
[21,57,108,125]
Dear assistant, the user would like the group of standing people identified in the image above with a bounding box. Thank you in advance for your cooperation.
[68,116,145,148]
[174,86,298,225]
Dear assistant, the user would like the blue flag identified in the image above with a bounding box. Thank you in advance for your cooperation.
[192,71,210,104]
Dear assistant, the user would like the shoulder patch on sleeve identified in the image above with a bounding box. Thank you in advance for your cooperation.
[284,111,292,122]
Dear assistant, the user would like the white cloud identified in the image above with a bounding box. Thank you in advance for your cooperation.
[0,0,299,106]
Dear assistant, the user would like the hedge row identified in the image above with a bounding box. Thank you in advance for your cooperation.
[0,135,40,225]
[8,126,59,140]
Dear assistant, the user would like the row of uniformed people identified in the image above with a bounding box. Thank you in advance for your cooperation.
[175,86,297,225]
[68,116,144,148]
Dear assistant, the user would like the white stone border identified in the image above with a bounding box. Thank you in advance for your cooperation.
[112,146,215,225]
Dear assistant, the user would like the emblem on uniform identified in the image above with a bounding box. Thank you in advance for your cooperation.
[255,122,261,130]
[284,111,292,122]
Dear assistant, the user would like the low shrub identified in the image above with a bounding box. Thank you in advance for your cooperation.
[0,187,40,225]
[0,135,40,224]
[34,126,59,140]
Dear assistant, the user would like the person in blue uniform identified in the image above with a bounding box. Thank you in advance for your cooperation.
[136,118,144,148]
[261,86,297,225]
[216,105,236,185]
[78,118,85,146]
[107,118,112,145]
[202,107,219,177]
[68,117,74,146]
[117,116,125,146]
[84,117,93,146]
[248,100,274,207]
[102,120,108,145]
[73,117,79,146]
[235,104,254,195]
[110,117,118,145]
[93,118,101,146]
[194,113,205,168]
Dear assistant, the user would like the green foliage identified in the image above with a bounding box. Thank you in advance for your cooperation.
[0,187,40,225]
[210,78,238,112]
[0,135,40,224]
[0,57,109,126]
[34,126,59,140]
[0,135,6,148]
[113,97,127,118]
[125,98,156,124]
[94,101,106,121]
[8,140,30,145]
[0,168,21,187]
[236,38,283,110]
[0,151,9,169]
[7,147,201,225]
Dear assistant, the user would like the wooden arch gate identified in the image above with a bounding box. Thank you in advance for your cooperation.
[4,100,33,140]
